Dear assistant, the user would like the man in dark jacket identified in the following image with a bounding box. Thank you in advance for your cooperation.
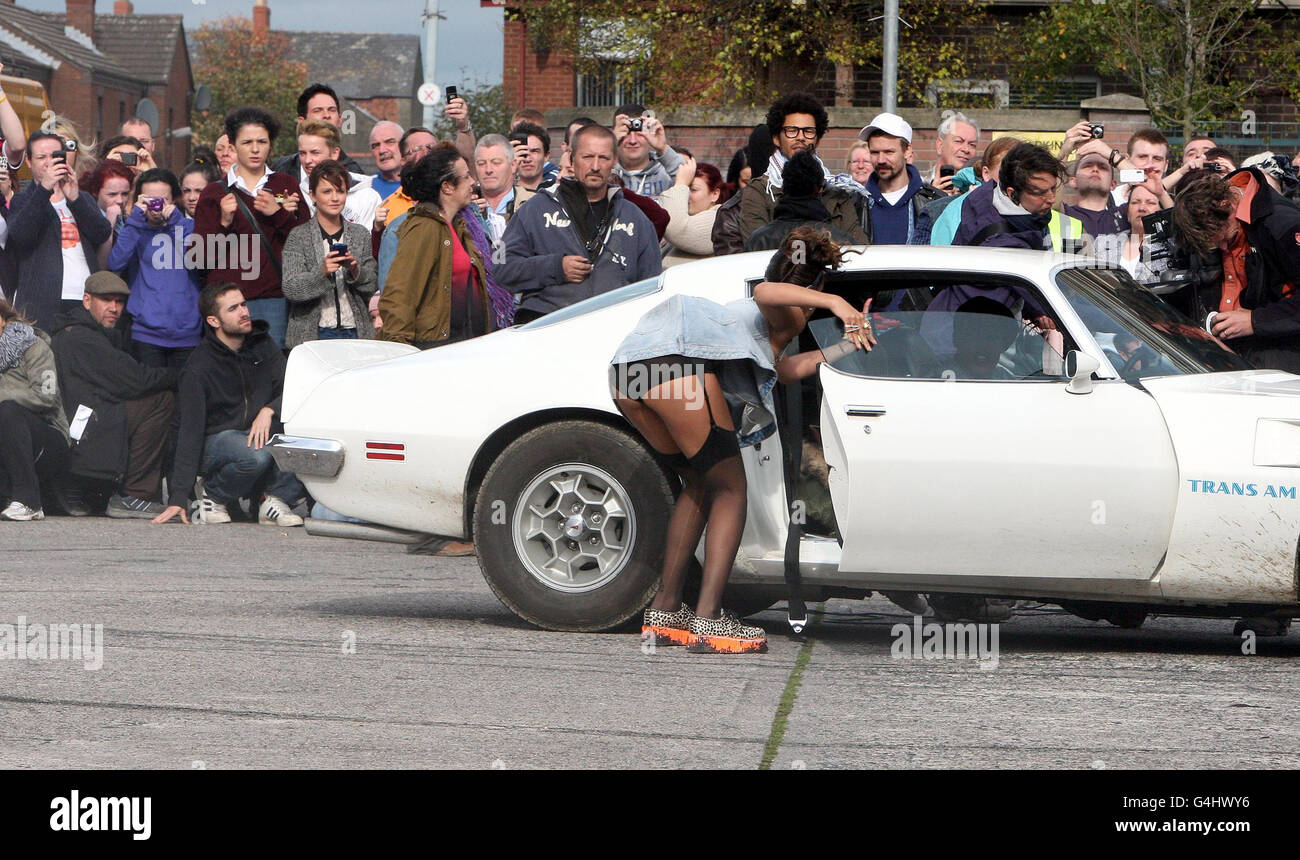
[1172,166,1300,373]
[746,152,858,251]
[6,131,112,332]
[495,124,661,324]
[860,113,944,246]
[951,143,1078,252]
[50,272,177,518]
[152,282,306,526]
[737,94,869,247]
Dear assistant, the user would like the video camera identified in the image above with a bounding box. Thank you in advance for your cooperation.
[1140,207,1222,296]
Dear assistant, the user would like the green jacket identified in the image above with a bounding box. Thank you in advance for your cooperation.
[0,325,70,443]
[378,203,493,347]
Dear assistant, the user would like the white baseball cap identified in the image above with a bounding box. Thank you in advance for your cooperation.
[858,112,913,144]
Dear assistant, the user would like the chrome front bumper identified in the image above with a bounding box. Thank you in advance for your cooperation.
[268,435,345,478]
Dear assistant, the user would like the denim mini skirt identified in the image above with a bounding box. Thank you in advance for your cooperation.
[609,295,779,447]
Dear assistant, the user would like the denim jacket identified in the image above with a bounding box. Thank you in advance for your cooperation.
[610,295,778,446]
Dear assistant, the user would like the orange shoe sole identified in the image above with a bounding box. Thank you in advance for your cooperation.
[686,634,768,654]
[643,625,695,646]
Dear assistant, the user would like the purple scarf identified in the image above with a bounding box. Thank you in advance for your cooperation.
[459,205,515,328]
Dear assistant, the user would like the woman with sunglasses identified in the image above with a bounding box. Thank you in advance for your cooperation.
[611,226,873,653]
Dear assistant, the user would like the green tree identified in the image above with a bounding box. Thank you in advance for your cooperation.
[1016,0,1288,139]
[191,16,309,158]
[513,0,999,108]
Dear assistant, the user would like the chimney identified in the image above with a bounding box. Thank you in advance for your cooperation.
[114,0,133,13]
[253,0,270,40]
[66,0,96,41]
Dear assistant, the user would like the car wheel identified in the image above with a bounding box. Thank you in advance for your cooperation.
[473,420,674,632]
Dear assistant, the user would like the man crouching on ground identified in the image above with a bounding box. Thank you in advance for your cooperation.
[152,282,306,525]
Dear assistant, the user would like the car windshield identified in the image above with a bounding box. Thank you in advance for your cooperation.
[1054,266,1251,381]
[516,277,662,329]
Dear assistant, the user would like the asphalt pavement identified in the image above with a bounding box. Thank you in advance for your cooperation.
[2,519,1297,769]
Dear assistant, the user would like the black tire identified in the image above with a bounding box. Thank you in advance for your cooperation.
[473,420,675,632]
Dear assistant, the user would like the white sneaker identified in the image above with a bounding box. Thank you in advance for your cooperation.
[191,494,231,524]
[1,501,44,521]
[259,495,304,527]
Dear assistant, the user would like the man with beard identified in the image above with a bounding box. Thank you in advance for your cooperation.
[152,282,305,526]
[737,93,869,245]
[861,112,945,246]
[1063,140,1129,240]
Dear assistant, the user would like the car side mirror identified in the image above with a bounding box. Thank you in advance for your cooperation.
[1065,350,1100,395]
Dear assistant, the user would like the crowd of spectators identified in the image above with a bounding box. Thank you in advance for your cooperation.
[1,70,1298,539]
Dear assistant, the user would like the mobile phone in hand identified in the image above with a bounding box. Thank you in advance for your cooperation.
[1119,168,1146,184]
[445,85,458,102]
[940,165,955,178]
[330,243,349,256]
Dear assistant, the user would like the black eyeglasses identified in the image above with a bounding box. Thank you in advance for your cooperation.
[781,126,818,139]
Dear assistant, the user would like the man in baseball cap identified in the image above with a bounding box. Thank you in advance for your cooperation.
[1064,141,1129,239]
[858,112,944,254]
[49,270,179,518]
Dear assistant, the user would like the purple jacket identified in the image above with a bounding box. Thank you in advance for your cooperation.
[107,207,203,349]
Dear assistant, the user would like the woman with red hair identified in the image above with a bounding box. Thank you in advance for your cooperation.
[661,153,732,267]
[80,158,136,265]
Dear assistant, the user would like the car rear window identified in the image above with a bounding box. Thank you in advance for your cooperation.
[516,277,663,329]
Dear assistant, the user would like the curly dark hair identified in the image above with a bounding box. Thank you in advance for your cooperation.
[400,142,462,205]
[765,93,829,142]
[224,107,281,144]
[766,225,849,286]
[1172,172,1235,255]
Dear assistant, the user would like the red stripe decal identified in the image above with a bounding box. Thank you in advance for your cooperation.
[366,452,405,461]
[365,441,405,451]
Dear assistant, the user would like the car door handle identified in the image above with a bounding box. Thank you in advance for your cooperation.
[844,405,887,417]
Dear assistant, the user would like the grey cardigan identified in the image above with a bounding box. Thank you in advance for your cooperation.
[281,219,378,349]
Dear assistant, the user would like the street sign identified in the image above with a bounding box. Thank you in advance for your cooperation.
[417,82,441,107]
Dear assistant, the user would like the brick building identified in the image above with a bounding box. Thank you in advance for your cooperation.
[0,0,193,169]
[495,1,1300,171]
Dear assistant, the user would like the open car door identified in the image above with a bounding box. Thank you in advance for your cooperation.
[812,289,1179,582]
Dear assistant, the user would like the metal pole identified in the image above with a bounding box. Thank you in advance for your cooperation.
[422,0,440,128]
[882,0,898,113]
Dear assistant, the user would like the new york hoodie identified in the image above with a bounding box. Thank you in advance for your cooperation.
[494,180,662,318]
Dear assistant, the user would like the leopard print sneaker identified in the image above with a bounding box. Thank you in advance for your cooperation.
[642,603,696,646]
[686,609,768,654]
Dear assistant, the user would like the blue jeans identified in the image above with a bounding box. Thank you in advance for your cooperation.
[201,429,305,506]
[316,327,359,340]
[246,297,288,350]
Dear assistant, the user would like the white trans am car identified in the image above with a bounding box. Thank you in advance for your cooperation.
[270,246,1300,633]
